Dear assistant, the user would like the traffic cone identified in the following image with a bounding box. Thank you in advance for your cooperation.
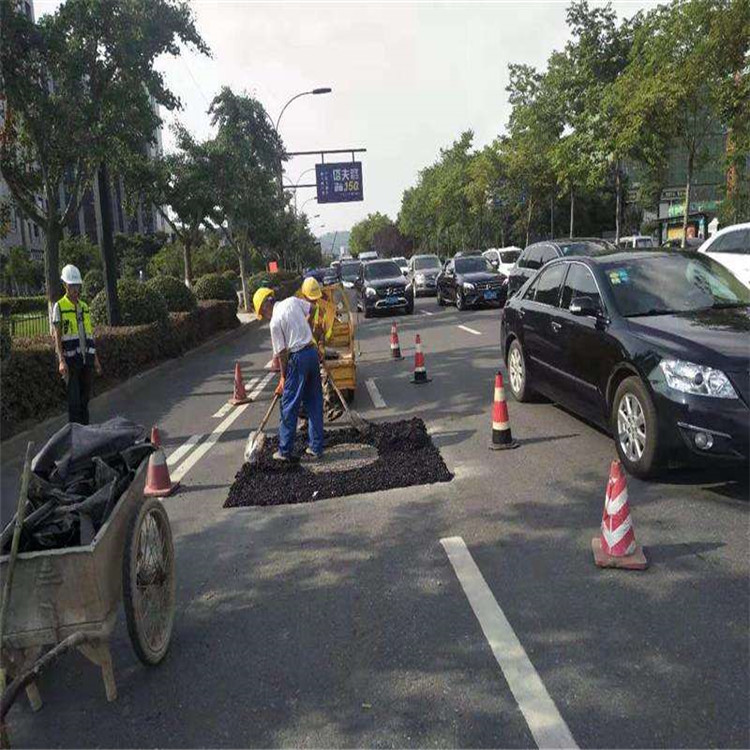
[390,322,403,360]
[489,371,518,450]
[591,460,648,570]
[144,446,179,497]
[150,426,161,447]
[410,334,431,384]
[229,362,252,405]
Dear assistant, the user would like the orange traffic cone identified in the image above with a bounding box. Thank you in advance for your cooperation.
[144,446,180,497]
[591,460,648,570]
[410,334,431,384]
[150,426,161,447]
[390,322,404,360]
[229,362,252,405]
[489,371,518,450]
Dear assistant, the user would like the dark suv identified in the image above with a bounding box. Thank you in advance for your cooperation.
[507,238,617,297]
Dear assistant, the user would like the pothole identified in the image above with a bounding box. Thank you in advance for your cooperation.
[225,418,453,507]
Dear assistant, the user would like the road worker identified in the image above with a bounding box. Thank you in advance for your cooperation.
[51,264,102,425]
[253,286,324,461]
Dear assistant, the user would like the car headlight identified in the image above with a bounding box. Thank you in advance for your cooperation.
[658,359,738,399]
[463,282,475,291]
[415,273,425,283]
[365,287,377,298]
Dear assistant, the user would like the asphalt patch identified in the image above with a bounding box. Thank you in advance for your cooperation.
[225,418,453,507]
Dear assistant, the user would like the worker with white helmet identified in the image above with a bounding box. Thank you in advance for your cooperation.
[51,264,102,424]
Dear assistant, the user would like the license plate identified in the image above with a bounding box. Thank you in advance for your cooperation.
[484,290,498,300]
[386,295,399,305]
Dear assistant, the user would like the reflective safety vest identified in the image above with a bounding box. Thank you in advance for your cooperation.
[57,295,95,360]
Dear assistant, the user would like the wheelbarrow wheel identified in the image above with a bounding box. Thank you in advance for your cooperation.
[122,497,176,666]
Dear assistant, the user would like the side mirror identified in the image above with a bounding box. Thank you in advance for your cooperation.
[569,296,600,317]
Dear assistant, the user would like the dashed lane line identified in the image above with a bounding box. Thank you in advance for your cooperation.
[171,372,275,484]
[167,433,203,467]
[457,324,482,335]
[421,309,434,316]
[365,378,387,408]
[212,375,260,418]
[441,536,578,750]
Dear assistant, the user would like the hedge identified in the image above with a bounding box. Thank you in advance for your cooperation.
[82,269,104,300]
[245,270,302,305]
[1,301,239,437]
[90,279,168,327]
[193,273,237,302]
[0,296,47,315]
[145,275,198,313]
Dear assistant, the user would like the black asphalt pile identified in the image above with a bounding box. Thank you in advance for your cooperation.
[225,417,452,507]
[0,417,154,554]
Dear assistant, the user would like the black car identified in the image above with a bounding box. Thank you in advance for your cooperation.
[407,254,442,297]
[436,255,507,310]
[507,238,617,298]
[501,251,750,477]
[339,259,362,288]
[356,259,414,318]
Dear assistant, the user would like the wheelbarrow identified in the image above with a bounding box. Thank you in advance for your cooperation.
[0,456,175,719]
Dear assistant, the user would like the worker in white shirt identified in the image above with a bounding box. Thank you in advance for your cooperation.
[253,287,324,460]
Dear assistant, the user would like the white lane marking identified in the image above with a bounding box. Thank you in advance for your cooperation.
[421,309,434,316]
[167,434,203,467]
[172,372,275,483]
[212,402,233,419]
[264,358,275,369]
[365,378,386,409]
[458,324,481,336]
[441,537,578,750]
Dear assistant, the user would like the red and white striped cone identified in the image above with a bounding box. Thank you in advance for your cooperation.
[489,371,518,450]
[144,447,180,498]
[410,334,431,384]
[390,322,403,360]
[229,361,252,405]
[592,460,648,570]
[150,426,161,447]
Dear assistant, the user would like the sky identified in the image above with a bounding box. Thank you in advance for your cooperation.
[37,0,656,237]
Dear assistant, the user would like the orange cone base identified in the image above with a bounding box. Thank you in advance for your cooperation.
[591,538,648,570]
[411,376,432,384]
[145,480,180,498]
[229,395,253,405]
[391,353,404,360]
[489,439,519,451]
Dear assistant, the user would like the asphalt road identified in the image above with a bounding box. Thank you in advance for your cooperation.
[3,296,748,748]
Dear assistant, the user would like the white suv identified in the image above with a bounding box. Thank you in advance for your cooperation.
[700,223,750,288]
[483,247,522,276]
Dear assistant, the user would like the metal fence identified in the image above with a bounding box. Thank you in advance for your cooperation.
[3,311,50,339]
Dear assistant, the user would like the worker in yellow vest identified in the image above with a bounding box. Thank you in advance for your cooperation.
[51,264,102,425]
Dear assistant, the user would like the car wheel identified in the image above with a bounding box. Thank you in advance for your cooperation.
[456,290,465,311]
[436,288,446,306]
[363,306,372,319]
[507,339,534,402]
[612,376,661,479]
[405,301,414,315]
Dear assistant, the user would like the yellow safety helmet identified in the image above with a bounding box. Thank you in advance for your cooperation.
[253,287,275,319]
[301,276,322,301]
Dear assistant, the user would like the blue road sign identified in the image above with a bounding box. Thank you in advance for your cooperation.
[316,162,364,203]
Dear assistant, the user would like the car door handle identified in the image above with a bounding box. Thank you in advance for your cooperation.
[550,321,562,332]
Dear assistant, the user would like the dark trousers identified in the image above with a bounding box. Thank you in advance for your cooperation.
[67,358,94,425]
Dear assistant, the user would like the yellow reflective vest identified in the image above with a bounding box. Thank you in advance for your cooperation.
[57,295,95,360]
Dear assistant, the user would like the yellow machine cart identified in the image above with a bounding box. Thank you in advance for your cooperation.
[319,283,357,402]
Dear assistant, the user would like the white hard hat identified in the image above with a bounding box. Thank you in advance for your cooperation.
[60,264,83,285]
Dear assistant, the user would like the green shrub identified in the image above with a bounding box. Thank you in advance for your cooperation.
[82,269,104,300]
[145,275,197,313]
[0,324,11,361]
[0,296,47,315]
[59,235,101,277]
[90,279,168,327]
[245,270,302,304]
[193,273,237,302]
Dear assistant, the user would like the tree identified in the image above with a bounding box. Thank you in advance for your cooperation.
[350,213,394,256]
[59,235,101,277]
[114,232,167,279]
[371,224,412,258]
[2,246,44,295]
[0,0,208,314]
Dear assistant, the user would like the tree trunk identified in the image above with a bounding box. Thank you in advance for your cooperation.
[615,164,622,244]
[525,198,535,247]
[500,225,505,247]
[97,162,120,326]
[550,195,555,239]
[238,247,249,312]
[569,187,575,239]
[44,215,62,315]
[682,150,694,249]
[183,237,193,288]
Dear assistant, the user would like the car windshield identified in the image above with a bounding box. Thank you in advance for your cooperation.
[455,256,493,274]
[560,241,616,257]
[635,238,655,248]
[393,257,407,266]
[340,262,361,281]
[602,255,750,317]
[365,261,402,280]
[500,250,520,263]
[414,256,441,270]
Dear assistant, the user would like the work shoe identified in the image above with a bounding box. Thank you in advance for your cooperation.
[272,451,290,462]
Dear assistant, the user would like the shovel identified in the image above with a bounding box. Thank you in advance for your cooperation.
[324,367,370,436]
[244,393,280,465]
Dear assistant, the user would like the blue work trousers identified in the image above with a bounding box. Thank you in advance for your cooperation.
[278,346,324,456]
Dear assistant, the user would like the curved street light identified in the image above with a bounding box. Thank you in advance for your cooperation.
[275,87,332,132]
